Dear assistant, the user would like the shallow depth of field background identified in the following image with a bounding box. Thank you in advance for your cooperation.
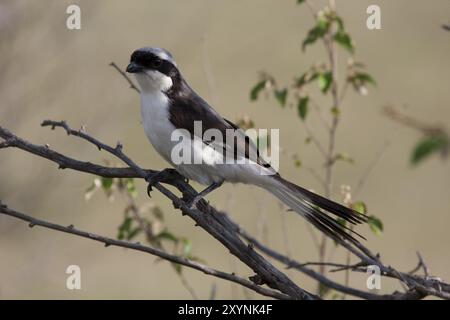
[0,0,449,299]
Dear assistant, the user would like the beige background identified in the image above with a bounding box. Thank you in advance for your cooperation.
[0,0,449,299]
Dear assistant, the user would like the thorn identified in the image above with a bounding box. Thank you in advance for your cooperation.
[58,164,66,170]
[173,201,181,209]
[247,243,255,250]
[67,224,74,229]
[28,222,35,228]
[45,143,50,148]
[116,142,123,151]
[104,243,111,247]
[97,146,102,151]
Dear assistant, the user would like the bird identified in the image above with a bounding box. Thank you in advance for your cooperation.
[126,46,367,245]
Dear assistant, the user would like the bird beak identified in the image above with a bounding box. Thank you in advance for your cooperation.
[126,62,143,73]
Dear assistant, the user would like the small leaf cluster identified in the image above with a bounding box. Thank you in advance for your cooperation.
[85,172,202,274]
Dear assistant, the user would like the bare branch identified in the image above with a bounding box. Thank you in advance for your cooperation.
[231,215,450,300]
[384,105,446,136]
[109,62,140,93]
[0,202,288,300]
[2,121,449,299]
[0,122,316,300]
[353,141,390,197]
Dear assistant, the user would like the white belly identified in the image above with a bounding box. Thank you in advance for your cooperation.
[140,92,271,186]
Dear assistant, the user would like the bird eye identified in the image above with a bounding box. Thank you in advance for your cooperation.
[151,59,162,68]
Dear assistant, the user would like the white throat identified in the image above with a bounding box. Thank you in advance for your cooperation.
[134,70,173,94]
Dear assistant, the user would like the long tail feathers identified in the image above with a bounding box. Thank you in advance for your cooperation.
[265,176,368,246]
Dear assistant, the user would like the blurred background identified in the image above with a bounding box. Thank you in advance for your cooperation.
[0,0,449,299]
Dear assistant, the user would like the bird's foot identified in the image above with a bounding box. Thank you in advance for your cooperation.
[145,168,186,197]
[187,194,204,210]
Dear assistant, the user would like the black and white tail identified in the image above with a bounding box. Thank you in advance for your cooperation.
[263,175,368,245]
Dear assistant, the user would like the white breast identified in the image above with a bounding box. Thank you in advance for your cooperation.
[140,92,177,164]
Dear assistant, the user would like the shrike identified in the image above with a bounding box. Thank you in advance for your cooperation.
[126,47,367,245]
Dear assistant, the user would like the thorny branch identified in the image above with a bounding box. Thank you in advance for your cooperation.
[1,121,449,299]
[0,202,286,300]
[0,122,312,300]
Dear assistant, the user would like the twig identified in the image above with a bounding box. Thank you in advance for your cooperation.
[307,96,331,130]
[109,62,140,93]
[316,0,341,289]
[384,105,446,136]
[121,188,198,299]
[409,252,430,278]
[302,121,328,158]
[353,141,390,198]
[235,224,450,299]
[0,202,287,300]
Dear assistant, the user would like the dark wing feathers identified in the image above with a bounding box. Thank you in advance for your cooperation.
[167,83,271,168]
[166,78,367,245]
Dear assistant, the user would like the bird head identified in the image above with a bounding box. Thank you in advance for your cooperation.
[126,47,178,93]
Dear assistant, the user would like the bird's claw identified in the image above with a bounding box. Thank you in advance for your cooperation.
[145,171,163,197]
[186,195,205,210]
[145,168,187,198]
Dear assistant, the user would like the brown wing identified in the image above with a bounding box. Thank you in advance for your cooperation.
[167,86,272,169]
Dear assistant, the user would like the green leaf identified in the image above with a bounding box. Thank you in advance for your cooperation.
[331,106,340,117]
[297,0,305,4]
[173,263,182,275]
[274,89,288,107]
[333,15,345,31]
[319,283,331,297]
[183,239,193,257]
[250,80,267,101]
[335,152,355,164]
[117,216,132,240]
[302,17,330,51]
[368,216,383,236]
[125,178,138,198]
[296,71,319,88]
[297,96,309,120]
[352,201,367,215]
[127,227,142,241]
[411,135,449,165]
[157,230,178,243]
[354,72,376,86]
[101,177,113,191]
[152,206,165,221]
[334,30,354,53]
[318,72,333,93]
